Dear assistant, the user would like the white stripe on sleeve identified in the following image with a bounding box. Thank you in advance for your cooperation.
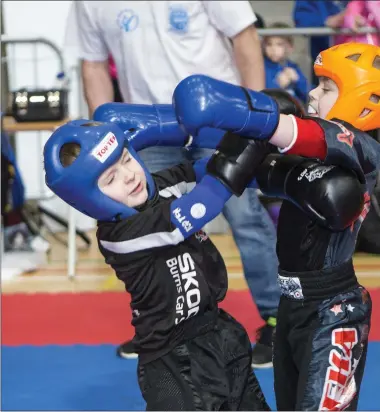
[159,182,196,198]
[100,228,184,254]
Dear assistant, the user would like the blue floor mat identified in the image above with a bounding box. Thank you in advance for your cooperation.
[2,343,380,411]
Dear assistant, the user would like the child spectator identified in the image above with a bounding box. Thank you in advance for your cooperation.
[338,0,380,46]
[263,23,309,103]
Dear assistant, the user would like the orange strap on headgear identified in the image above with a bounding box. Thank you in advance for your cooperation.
[314,43,380,131]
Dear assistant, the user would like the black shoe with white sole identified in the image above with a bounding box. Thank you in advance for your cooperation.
[116,340,138,359]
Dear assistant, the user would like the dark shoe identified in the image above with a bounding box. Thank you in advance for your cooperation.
[116,340,138,359]
[251,317,275,369]
[4,223,50,253]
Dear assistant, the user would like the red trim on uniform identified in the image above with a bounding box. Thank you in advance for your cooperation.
[287,117,328,160]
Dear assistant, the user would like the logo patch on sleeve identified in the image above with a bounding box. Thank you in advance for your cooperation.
[329,121,355,147]
[92,132,119,163]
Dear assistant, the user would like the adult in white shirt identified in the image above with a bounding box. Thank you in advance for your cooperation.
[73,0,280,368]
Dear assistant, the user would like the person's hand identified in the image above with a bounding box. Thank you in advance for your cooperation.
[276,70,292,88]
[352,14,367,32]
[283,67,299,83]
[325,9,346,29]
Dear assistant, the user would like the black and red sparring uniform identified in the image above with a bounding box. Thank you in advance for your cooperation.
[97,163,269,411]
[272,116,380,411]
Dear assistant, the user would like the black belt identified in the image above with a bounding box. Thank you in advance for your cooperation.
[278,259,358,300]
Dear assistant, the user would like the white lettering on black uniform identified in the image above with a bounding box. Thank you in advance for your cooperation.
[172,207,194,233]
[96,162,227,364]
[166,253,200,325]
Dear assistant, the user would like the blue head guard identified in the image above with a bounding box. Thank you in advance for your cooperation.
[44,119,156,221]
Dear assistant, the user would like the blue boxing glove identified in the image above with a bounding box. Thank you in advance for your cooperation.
[173,75,280,140]
[93,103,188,151]
[93,102,225,151]
[189,127,225,149]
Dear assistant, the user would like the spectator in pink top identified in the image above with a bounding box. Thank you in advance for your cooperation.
[336,0,380,46]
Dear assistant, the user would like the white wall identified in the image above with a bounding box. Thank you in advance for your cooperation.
[3,0,95,231]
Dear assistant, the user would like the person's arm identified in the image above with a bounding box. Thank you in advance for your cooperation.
[153,161,198,197]
[75,1,113,116]
[98,174,232,256]
[325,9,347,29]
[82,60,114,117]
[343,1,364,30]
[168,136,269,237]
[232,25,265,91]
[203,1,265,90]
[270,115,380,187]
[268,115,327,159]
[172,73,380,180]
[153,153,250,196]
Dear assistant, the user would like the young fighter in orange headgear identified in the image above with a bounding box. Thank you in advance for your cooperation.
[171,43,380,411]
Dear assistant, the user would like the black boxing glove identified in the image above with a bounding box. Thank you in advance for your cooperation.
[256,154,365,231]
[262,89,306,118]
[206,132,271,196]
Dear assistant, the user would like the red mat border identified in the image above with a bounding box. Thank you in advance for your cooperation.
[2,289,380,345]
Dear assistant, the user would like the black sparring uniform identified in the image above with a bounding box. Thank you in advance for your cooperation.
[97,162,269,411]
[264,119,380,411]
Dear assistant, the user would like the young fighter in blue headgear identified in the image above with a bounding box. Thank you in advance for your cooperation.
[44,119,271,411]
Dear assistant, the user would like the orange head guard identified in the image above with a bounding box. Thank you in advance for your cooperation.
[314,43,380,131]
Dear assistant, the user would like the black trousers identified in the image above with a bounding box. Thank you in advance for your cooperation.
[138,309,270,411]
[274,285,372,411]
